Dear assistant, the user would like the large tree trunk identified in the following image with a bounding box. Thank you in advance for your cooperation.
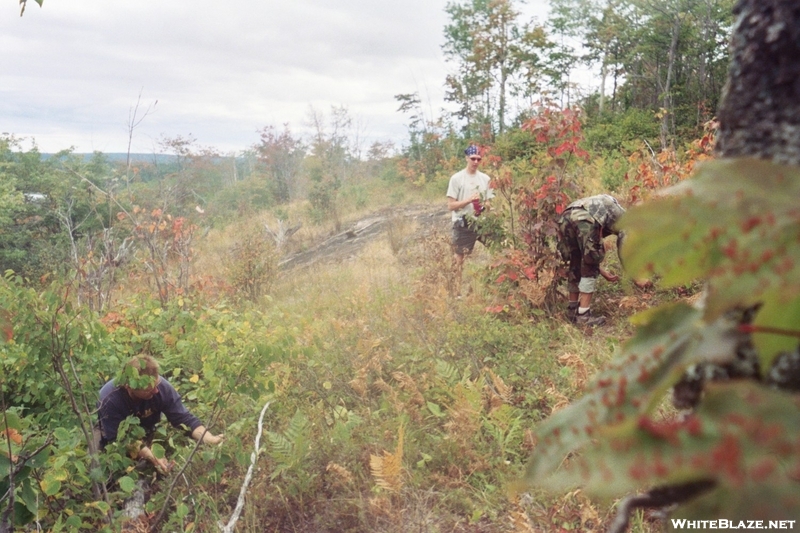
[715,0,800,165]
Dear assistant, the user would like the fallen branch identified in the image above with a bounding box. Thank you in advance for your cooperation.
[219,400,271,533]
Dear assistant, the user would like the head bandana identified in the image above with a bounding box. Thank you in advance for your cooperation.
[464,145,480,156]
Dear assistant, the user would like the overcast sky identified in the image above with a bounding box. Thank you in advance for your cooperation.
[1,0,553,155]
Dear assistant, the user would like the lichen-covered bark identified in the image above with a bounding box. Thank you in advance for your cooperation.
[715,0,800,165]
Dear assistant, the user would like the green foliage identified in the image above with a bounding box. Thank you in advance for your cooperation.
[622,159,800,366]
[304,153,341,225]
[583,109,661,153]
[596,150,630,192]
[267,409,311,482]
[443,0,550,136]
[0,273,113,423]
[490,127,540,162]
[254,125,306,203]
[341,182,369,210]
[0,410,53,529]
[394,93,464,185]
[115,362,158,391]
[0,139,125,287]
[0,274,129,530]
[623,159,800,319]
[210,175,275,220]
[0,267,292,530]
[551,0,734,148]
[0,139,64,279]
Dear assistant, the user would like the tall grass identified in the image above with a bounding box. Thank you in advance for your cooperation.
[188,213,659,532]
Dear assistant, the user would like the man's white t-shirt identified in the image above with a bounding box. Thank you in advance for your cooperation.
[446,169,494,222]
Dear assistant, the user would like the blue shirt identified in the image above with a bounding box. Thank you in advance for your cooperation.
[97,376,202,447]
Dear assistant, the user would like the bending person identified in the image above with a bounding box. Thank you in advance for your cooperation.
[557,194,626,326]
[97,354,223,474]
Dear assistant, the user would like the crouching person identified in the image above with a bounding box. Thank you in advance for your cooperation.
[97,354,223,474]
[557,194,626,326]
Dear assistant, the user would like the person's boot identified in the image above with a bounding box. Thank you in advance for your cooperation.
[566,302,579,323]
[575,308,605,326]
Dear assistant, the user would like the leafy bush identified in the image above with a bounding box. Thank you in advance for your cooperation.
[209,175,275,221]
[483,107,585,314]
[583,108,661,153]
[597,150,630,192]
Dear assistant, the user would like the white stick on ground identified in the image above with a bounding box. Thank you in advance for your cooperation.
[219,400,271,533]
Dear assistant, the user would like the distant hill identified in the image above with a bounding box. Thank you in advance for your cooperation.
[42,153,180,164]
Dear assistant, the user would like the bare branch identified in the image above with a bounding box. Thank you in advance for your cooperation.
[219,400,271,533]
[125,89,158,189]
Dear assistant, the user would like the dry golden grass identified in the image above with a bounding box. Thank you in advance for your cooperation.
[557,352,593,391]
[385,213,414,255]
[193,213,273,280]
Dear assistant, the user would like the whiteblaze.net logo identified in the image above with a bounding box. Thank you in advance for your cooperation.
[671,519,796,530]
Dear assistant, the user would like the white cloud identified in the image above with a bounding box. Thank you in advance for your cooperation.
[1,0,550,154]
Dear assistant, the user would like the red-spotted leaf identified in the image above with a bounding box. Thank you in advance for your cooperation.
[534,382,800,520]
[620,158,800,326]
[522,303,742,488]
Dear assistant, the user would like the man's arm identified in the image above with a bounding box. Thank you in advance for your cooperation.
[448,194,479,212]
[191,425,223,445]
[159,380,223,445]
[600,239,620,282]
[136,444,173,474]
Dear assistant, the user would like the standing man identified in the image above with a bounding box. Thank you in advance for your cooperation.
[97,354,223,474]
[557,194,626,326]
[447,144,494,296]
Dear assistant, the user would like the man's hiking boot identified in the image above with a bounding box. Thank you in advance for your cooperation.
[575,309,605,326]
[566,302,579,323]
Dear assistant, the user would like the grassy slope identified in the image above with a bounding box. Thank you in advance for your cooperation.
[184,179,675,532]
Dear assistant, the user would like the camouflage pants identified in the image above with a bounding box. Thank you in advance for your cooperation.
[557,209,605,293]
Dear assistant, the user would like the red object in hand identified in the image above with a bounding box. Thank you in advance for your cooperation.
[471,198,483,215]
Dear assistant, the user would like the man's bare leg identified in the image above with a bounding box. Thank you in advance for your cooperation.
[452,252,466,297]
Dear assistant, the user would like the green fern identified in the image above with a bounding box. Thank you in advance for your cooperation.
[485,404,523,460]
[267,409,310,480]
[435,359,460,384]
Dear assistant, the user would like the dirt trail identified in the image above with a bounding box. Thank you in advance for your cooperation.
[279,204,450,271]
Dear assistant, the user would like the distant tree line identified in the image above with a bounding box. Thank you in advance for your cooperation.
[395,0,734,180]
[0,103,396,286]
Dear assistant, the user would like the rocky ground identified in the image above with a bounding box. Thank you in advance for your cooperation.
[278,204,450,271]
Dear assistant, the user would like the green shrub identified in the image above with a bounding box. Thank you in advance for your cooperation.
[583,108,660,153]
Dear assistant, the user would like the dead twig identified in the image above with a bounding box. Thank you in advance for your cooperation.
[219,400,271,533]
